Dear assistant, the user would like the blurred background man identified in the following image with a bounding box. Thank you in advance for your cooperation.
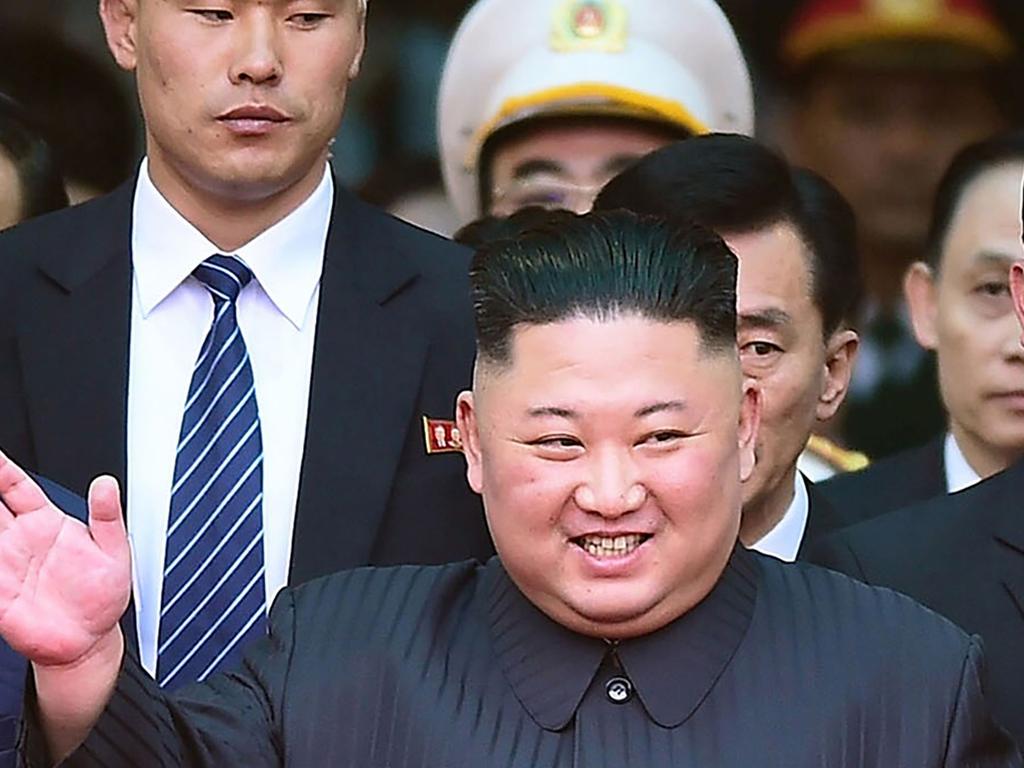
[0,94,69,232]
[437,0,755,228]
[821,132,1024,521]
[777,0,1017,457]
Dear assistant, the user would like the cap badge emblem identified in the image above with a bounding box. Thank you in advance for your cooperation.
[551,0,628,53]
[869,0,941,23]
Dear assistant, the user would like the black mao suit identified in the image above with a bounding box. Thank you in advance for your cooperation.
[808,458,1024,747]
[24,549,1020,767]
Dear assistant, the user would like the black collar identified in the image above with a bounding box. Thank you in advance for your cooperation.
[484,546,759,731]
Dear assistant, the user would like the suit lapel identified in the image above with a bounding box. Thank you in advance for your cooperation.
[289,190,427,583]
[15,184,134,497]
[799,478,844,559]
[992,462,1024,625]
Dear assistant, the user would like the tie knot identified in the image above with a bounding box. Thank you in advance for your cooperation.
[193,254,254,303]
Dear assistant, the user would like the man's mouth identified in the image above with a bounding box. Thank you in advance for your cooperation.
[571,533,651,559]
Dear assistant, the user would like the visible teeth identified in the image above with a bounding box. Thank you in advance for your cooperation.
[577,534,646,558]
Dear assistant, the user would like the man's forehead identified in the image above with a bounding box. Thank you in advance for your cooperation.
[476,316,736,390]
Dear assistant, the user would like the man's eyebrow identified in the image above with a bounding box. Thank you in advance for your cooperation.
[634,400,686,418]
[526,406,578,419]
[600,154,644,177]
[738,308,792,330]
[971,250,1019,270]
[512,159,566,181]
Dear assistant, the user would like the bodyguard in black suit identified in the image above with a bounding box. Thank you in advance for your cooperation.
[596,135,863,559]
[808,459,1024,746]
[0,182,492,579]
[4,212,1016,766]
[0,0,493,681]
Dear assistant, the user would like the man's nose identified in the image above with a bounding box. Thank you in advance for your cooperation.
[229,15,283,86]
[573,451,647,517]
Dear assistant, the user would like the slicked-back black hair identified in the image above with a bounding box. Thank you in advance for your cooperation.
[594,133,863,336]
[470,209,738,367]
[925,131,1024,270]
[0,92,68,222]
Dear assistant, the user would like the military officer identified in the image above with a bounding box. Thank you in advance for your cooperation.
[437,0,755,225]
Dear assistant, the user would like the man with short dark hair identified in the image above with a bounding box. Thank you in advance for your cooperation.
[0,211,1017,767]
[595,134,863,559]
[820,133,1024,521]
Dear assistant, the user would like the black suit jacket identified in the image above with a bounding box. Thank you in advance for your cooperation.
[0,179,494,585]
[796,479,849,560]
[818,435,946,526]
[26,550,1019,767]
[808,459,1024,746]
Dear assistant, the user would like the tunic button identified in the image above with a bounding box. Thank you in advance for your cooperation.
[605,676,633,704]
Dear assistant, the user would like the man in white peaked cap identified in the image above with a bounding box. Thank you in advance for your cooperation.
[438,0,755,225]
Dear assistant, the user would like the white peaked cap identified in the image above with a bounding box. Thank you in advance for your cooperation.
[438,0,755,224]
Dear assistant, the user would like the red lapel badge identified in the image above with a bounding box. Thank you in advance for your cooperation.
[423,416,464,454]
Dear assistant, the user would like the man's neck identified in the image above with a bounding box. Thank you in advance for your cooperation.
[146,156,329,253]
[739,467,798,546]
[949,422,1023,481]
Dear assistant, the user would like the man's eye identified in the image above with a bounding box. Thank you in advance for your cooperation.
[289,12,331,27]
[741,341,782,357]
[975,281,1009,298]
[189,9,233,21]
[535,437,581,449]
[642,431,685,446]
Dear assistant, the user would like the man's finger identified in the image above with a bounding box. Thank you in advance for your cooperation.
[0,450,51,517]
[87,476,128,559]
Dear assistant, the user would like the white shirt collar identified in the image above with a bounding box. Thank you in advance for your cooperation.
[749,472,810,563]
[132,158,333,329]
[944,432,982,493]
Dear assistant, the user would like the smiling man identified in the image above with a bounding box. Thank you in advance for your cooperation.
[1,211,1017,766]
[0,0,493,706]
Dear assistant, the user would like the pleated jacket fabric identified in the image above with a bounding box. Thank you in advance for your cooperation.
[26,549,1020,767]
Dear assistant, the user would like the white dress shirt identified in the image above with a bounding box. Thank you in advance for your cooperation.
[127,160,332,675]
[749,472,810,563]
[944,432,982,494]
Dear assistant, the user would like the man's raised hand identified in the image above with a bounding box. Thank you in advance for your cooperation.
[0,451,130,668]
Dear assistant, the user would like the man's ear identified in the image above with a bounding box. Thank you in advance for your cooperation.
[737,379,760,483]
[99,0,140,71]
[347,4,368,80]
[816,329,859,422]
[904,261,939,350]
[456,391,484,495]
[1011,263,1024,343]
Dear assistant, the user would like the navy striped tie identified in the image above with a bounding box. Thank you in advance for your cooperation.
[156,254,267,690]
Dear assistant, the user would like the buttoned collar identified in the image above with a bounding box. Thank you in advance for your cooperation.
[131,158,333,330]
[484,546,759,731]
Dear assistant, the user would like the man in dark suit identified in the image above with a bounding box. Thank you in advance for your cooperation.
[820,133,1024,524]
[595,135,863,559]
[2,212,1016,766]
[0,0,492,698]
[809,254,1024,747]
